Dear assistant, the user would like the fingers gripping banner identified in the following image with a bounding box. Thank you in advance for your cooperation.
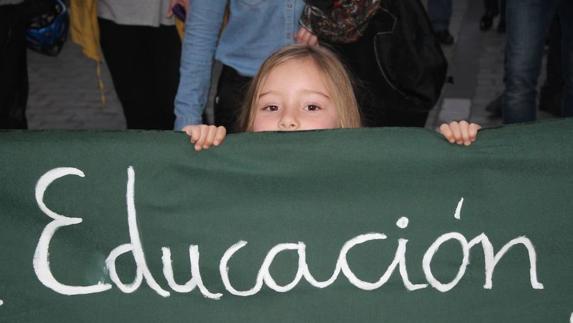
[0,120,572,322]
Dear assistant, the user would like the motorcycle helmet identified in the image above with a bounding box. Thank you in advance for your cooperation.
[25,0,69,56]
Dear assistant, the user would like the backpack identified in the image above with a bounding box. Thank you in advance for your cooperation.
[301,0,447,111]
[300,0,381,44]
[371,0,447,110]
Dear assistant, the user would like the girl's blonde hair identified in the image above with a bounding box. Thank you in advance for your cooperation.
[239,44,362,131]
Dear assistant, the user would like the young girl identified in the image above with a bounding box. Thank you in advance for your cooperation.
[182,45,480,151]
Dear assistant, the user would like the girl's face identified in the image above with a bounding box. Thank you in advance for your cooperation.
[251,58,339,132]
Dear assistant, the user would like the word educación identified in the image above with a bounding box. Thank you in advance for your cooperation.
[32,167,544,300]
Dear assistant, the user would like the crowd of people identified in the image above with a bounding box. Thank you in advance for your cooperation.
[1,0,571,137]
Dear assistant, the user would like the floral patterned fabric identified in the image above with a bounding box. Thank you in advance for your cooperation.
[300,0,381,43]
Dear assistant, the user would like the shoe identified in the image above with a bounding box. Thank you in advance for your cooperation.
[435,30,454,45]
[480,13,496,31]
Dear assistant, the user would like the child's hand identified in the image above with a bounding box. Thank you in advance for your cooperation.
[295,27,319,46]
[183,125,227,151]
[439,121,481,146]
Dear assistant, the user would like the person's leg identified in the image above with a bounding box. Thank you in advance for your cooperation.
[214,65,251,133]
[497,0,506,33]
[428,0,453,44]
[99,18,141,129]
[483,0,497,13]
[502,0,556,123]
[427,0,452,32]
[559,0,573,117]
[99,18,157,129]
[149,24,180,130]
[539,16,563,116]
[481,0,499,31]
[0,5,28,129]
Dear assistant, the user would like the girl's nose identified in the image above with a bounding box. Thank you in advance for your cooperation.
[278,113,299,130]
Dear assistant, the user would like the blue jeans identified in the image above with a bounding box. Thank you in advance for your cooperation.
[503,0,573,123]
[427,0,452,32]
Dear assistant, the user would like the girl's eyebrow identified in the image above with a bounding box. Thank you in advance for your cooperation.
[301,89,331,99]
[258,89,331,99]
[258,91,277,98]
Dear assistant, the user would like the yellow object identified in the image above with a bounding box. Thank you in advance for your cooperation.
[176,19,185,39]
[69,0,106,105]
[69,0,101,62]
[68,0,186,107]
[70,0,186,60]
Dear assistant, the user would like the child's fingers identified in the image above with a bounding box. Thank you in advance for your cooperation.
[295,27,317,46]
[194,125,209,151]
[204,126,227,147]
[459,120,471,146]
[294,27,304,42]
[192,127,204,146]
[300,29,310,44]
[440,121,482,146]
[183,125,226,151]
[183,125,200,144]
[308,33,319,46]
[439,123,454,143]
[203,126,219,149]
[300,30,308,42]
[449,121,463,145]
[213,126,227,146]
[183,125,192,138]
[469,123,481,142]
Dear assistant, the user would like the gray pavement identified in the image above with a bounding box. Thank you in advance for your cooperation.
[27,42,125,129]
[25,0,553,131]
[427,0,506,129]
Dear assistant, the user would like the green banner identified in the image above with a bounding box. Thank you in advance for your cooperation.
[0,120,572,322]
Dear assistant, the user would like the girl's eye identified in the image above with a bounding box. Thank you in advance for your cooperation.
[305,104,321,112]
[262,105,279,112]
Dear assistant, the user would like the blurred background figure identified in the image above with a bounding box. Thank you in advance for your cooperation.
[301,0,447,127]
[70,0,180,130]
[1,0,66,129]
[539,16,563,117]
[173,0,313,133]
[480,0,505,33]
[486,14,562,119]
[97,0,181,130]
[21,0,571,130]
[427,0,453,45]
[0,0,28,129]
[503,0,572,124]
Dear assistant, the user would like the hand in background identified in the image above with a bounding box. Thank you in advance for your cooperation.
[295,27,319,46]
[183,125,227,151]
[167,0,189,18]
[439,121,481,146]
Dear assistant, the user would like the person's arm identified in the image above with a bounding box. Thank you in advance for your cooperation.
[183,125,227,151]
[439,121,481,146]
[173,0,227,130]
